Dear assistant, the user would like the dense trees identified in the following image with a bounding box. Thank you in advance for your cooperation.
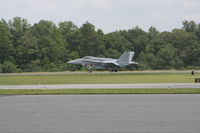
[0,20,13,64]
[0,17,200,72]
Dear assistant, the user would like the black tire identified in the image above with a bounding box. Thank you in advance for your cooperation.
[89,69,93,73]
[114,69,118,72]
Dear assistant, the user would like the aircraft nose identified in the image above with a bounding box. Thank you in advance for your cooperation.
[67,60,75,64]
[67,60,72,64]
[67,59,80,64]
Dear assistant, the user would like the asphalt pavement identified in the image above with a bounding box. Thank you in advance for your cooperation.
[0,95,200,133]
[0,70,200,75]
[0,83,200,89]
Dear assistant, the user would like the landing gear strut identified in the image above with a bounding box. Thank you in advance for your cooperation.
[89,69,93,73]
[109,68,118,72]
[87,65,94,73]
[114,69,118,72]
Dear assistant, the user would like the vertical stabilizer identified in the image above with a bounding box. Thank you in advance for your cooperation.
[117,51,134,67]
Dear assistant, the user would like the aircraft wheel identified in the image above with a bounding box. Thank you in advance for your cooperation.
[89,69,93,73]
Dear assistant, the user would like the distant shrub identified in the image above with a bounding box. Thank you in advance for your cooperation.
[2,61,16,73]
[23,64,44,72]
[0,64,3,73]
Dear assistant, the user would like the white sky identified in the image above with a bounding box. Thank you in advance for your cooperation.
[1,0,200,33]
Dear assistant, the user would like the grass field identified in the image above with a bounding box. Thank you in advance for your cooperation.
[0,88,200,95]
[0,73,199,85]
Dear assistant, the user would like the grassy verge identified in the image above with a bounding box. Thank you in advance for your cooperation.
[0,73,199,85]
[0,88,200,95]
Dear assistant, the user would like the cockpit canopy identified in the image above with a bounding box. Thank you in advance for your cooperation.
[82,56,93,59]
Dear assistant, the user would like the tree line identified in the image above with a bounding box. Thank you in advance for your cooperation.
[0,17,200,72]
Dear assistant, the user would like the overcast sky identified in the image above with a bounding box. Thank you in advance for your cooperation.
[1,0,200,33]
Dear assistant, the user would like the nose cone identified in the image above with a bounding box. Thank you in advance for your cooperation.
[67,60,74,64]
[67,59,81,65]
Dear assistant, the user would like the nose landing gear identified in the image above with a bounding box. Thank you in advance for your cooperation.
[86,65,94,73]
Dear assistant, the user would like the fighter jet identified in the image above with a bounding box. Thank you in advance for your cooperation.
[67,51,138,72]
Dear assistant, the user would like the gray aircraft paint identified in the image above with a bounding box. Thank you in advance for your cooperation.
[67,51,138,71]
[117,51,135,67]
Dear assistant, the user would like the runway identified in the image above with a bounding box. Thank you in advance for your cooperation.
[0,70,200,75]
[1,95,200,133]
[0,83,200,89]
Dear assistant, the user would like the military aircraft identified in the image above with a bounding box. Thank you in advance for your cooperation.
[67,51,138,72]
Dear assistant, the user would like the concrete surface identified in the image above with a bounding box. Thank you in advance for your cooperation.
[0,70,200,76]
[0,95,200,133]
[0,83,200,89]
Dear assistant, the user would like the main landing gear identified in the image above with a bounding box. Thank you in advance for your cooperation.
[109,68,118,72]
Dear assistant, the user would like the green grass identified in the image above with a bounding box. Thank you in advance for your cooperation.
[0,73,199,85]
[0,88,200,95]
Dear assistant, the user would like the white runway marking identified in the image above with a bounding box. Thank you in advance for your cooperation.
[0,83,200,89]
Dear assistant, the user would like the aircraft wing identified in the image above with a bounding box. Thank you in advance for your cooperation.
[102,61,119,67]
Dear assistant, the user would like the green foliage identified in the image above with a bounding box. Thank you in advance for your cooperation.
[79,22,105,57]
[0,64,3,73]
[104,32,131,54]
[0,17,200,72]
[2,61,16,73]
[182,20,198,32]
[0,21,13,64]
